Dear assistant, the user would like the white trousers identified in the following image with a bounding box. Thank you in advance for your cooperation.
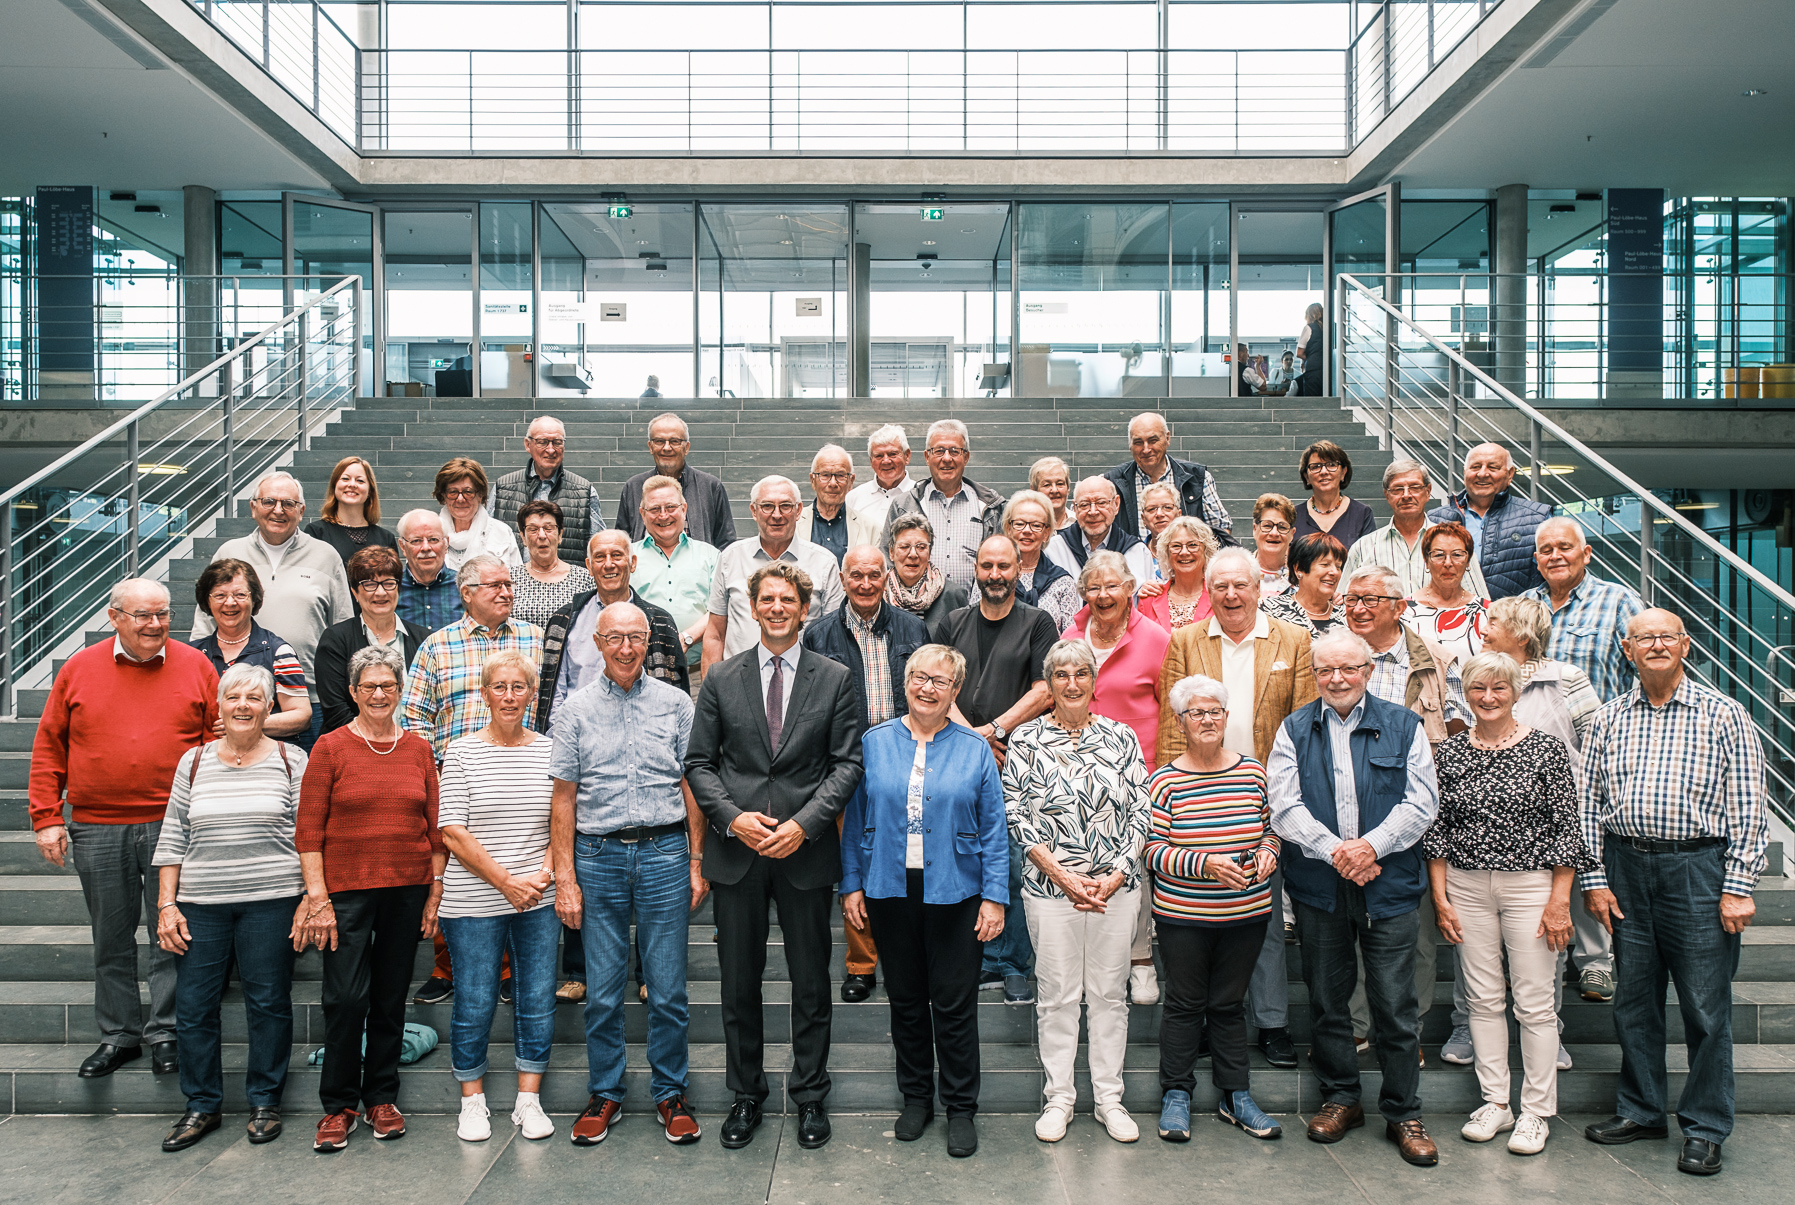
[1026,889,1138,1109]
[1445,866,1562,1119]
[1130,882,1154,962]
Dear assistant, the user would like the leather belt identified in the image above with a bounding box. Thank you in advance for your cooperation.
[597,822,686,844]
[1609,833,1724,854]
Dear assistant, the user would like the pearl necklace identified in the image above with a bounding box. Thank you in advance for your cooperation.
[350,719,402,756]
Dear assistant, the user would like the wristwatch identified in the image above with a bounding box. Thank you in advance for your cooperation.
[989,722,1009,742]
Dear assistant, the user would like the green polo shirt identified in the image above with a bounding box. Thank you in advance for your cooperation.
[631,533,719,665]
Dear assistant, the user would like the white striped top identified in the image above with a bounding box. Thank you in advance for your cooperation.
[152,743,307,904]
[438,733,557,918]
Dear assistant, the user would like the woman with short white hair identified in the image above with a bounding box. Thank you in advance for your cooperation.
[1423,650,1592,1157]
[1145,673,1281,1144]
[1003,489,1077,630]
[1028,456,1075,531]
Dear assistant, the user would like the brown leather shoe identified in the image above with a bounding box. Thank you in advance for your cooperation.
[367,1103,406,1140]
[572,1095,622,1146]
[1306,1101,1365,1144]
[1386,1118,1439,1166]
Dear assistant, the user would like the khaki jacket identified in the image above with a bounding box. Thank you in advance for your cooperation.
[1156,615,1318,766]
[1399,626,1457,745]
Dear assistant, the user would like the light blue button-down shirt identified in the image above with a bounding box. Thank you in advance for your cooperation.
[548,670,693,834]
[1266,696,1439,862]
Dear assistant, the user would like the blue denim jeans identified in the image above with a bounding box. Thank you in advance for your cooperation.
[575,830,692,1102]
[174,894,301,1114]
[1606,839,1741,1143]
[979,839,1034,979]
[441,905,560,1080]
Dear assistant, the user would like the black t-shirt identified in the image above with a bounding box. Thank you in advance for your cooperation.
[944,601,1060,728]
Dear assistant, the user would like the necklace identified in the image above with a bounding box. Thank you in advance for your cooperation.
[1310,495,1346,517]
[222,738,261,766]
[1469,723,1523,751]
[483,729,535,748]
[216,629,250,648]
[350,719,402,756]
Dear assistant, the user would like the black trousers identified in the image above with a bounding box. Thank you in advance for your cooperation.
[1158,919,1267,1095]
[865,871,984,1117]
[713,857,834,1106]
[318,884,428,1113]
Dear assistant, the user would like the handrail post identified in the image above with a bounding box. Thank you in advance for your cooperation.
[223,363,237,507]
[297,311,311,453]
[1529,418,1542,502]
[1,498,12,716]
[352,278,364,398]
[126,421,140,576]
[1640,493,1654,606]
[1446,359,1460,470]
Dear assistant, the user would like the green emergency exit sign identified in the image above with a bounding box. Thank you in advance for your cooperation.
[608,204,633,219]
[920,207,944,221]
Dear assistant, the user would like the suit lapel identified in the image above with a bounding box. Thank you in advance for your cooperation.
[770,652,821,765]
[743,653,775,761]
[1253,628,1276,702]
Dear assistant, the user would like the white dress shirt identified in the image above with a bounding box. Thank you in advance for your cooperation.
[1213,612,1269,757]
[756,641,802,733]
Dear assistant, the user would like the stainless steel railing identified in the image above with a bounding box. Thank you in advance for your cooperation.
[0,277,362,714]
[1337,272,1795,828]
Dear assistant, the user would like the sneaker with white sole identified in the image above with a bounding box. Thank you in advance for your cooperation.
[1461,1102,1515,1143]
[1556,1043,1574,1071]
[512,1094,554,1140]
[1218,1089,1282,1139]
[1034,1102,1073,1143]
[1508,1113,1549,1155]
[458,1094,492,1142]
[1440,1024,1474,1066]
[1094,1102,1140,1143]
[1128,965,1160,1006]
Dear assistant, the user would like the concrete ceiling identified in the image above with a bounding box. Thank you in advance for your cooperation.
[1393,0,1795,192]
[0,0,330,195]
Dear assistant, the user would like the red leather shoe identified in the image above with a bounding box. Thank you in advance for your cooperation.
[658,1094,702,1144]
[367,1103,406,1140]
[572,1096,622,1146]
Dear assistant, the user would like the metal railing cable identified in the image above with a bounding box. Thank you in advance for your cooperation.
[0,277,362,715]
[1337,272,1795,829]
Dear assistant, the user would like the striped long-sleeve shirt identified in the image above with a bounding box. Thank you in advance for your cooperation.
[1144,757,1280,926]
[151,742,308,904]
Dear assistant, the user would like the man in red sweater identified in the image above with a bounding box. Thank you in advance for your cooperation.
[30,578,220,1079]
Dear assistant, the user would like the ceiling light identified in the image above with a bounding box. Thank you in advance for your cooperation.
[1744,89,1768,97]
[781,239,793,245]
[960,228,977,234]
[922,240,936,246]
[138,462,187,476]
[1675,500,1719,510]
[1514,464,1575,477]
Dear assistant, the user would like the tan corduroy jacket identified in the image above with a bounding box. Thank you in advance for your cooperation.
[1155,614,1318,767]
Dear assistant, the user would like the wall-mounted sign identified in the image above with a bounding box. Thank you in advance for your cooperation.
[795,297,822,316]
[920,207,944,221]
[600,302,627,322]
[483,302,527,315]
[608,204,632,219]
[542,301,586,322]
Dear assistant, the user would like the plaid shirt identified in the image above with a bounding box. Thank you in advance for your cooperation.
[397,562,463,635]
[1131,462,1233,538]
[1341,520,1491,597]
[1578,675,1769,897]
[918,482,985,591]
[400,615,545,761]
[1366,634,1468,724]
[1520,574,1645,703]
[845,605,894,728]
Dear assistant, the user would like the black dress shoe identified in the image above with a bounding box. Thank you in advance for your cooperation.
[1584,1115,1670,1145]
[1257,1028,1298,1069]
[247,1106,283,1144]
[720,1100,762,1149]
[78,1043,142,1079]
[796,1101,832,1149]
[946,1115,978,1157]
[841,973,876,1003]
[162,1111,221,1152]
[1678,1137,1723,1176]
[151,1041,178,1075]
[894,1102,934,1141]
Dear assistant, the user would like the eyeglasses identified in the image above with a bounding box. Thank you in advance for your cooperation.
[1427,550,1470,564]
[111,607,171,623]
[1255,521,1292,535]
[599,632,649,648]
[1164,541,1208,556]
[812,472,852,485]
[208,591,251,606]
[649,436,689,448]
[526,437,566,448]
[755,501,800,515]
[1340,593,1402,608]
[893,540,931,556]
[253,497,302,511]
[522,524,560,538]
[1009,519,1048,534]
[443,487,480,501]
[925,445,968,458]
[470,580,514,593]
[907,671,955,691]
[1627,632,1686,647]
[1316,663,1371,678]
[487,681,534,696]
[1181,706,1227,721]
[1049,668,1094,683]
[356,578,399,594]
[1305,461,1342,474]
[1386,484,1430,498]
[403,535,445,549]
[1071,499,1111,513]
[353,681,398,696]
[641,503,684,518]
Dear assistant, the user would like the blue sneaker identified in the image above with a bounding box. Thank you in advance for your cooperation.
[1158,1090,1191,1142]
[1219,1090,1282,1139]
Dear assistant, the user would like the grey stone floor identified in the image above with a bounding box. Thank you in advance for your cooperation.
[0,1111,1788,1204]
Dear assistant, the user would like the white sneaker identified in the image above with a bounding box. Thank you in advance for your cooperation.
[458,1094,492,1142]
[1461,1102,1515,1143]
[1035,1102,1073,1143]
[1508,1113,1549,1155]
[1095,1102,1140,1143]
[1128,964,1160,1006]
[512,1093,555,1140]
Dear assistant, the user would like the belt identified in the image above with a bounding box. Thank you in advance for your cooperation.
[1608,833,1724,854]
[595,821,686,844]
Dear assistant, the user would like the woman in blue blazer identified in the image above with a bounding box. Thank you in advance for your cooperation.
[840,643,1009,1159]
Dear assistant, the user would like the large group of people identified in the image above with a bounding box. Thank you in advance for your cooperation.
[25,412,1768,1182]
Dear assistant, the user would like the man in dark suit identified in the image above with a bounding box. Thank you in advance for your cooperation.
[685,561,864,1152]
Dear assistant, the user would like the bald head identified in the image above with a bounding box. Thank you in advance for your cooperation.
[1623,606,1691,688]
[1464,442,1516,508]
[586,528,637,603]
[1072,475,1121,540]
[595,601,650,688]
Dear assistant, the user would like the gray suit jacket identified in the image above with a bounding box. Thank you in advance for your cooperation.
[684,644,864,890]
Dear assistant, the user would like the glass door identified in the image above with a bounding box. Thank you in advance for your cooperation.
[1232,206,1326,396]
[382,208,477,397]
[284,194,376,395]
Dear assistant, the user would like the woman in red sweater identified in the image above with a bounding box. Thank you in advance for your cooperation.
[293,644,445,1153]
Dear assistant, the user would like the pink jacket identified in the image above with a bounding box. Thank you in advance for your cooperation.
[1063,604,1171,768]
[1137,585,1212,634]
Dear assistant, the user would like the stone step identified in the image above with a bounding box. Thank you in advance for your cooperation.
[0,721,38,753]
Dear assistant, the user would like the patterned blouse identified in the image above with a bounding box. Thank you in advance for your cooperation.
[1001,713,1151,899]
[510,563,597,630]
[1403,595,1489,664]
[1019,567,1079,633]
[1260,585,1346,637]
[1420,729,1595,872]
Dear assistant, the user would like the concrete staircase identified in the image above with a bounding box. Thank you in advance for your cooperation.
[5,392,1792,1118]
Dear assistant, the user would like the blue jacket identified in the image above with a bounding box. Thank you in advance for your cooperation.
[1279,695,1427,921]
[839,719,1010,906]
[1427,488,1552,599]
[800,603,929,736]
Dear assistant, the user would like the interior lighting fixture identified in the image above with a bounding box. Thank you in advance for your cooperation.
[1744,89,1768,96]
[1514,464,1575,477]
[1675,500,1719,510]
[137,462,188,476]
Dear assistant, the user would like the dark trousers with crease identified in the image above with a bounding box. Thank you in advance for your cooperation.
[713,856,834,1106]
[866,870,984,1116]
[318,883,428,1113]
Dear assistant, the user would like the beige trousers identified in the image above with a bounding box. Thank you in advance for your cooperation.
[1445,866,1561,1119]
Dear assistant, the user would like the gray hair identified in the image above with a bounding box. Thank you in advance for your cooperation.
[1168,673,1228,715]
[925,418,969,449]
[1382,457,1431,491]
[396,508,445,540]
[1344,562,1403,597]
[1535,515,1587,551]
[887,511,935,549]
[1486,595,1552,661]
[1043,638,1097,680]
[526,415,566,439]
[811,443,853,474]
[1128,412,1169,438]
[1001,489,1055,533]
[109,576,170,610]
[347,643,406,691]
[1028,456,1070,493]
[1205,546,1259,588]
[649,412,690,439]
[456,554,507,595]
[217,661,275,711]
[1140,481,1181,510]
[1078,549,1135,594]
[1311,628,1374,667]
[867,424,910,454]
[906,643,967,690]
[253,470,304,503]
[1461,650,1523,693]
[749,474,800,505]
[1155,515,1219,581]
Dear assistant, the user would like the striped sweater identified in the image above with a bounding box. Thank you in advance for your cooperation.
[152,742,308,904]
[1144,757,1280,927]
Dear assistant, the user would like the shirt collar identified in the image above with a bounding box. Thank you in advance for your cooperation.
[402,560,453,588]
[112,636,165,666]
[925,479,967,503]
[758,641,801,675]
[1370,633,1410,667]
[1325,696,1368,728]
[1134,460,1174,486]
[639,532,689,558]
[1208,611,1269,645]
[461,613,515,640]
[600,670,646,697]
[845,603,883,635]
[1622,673,1700,712]
[529,460,563,487]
